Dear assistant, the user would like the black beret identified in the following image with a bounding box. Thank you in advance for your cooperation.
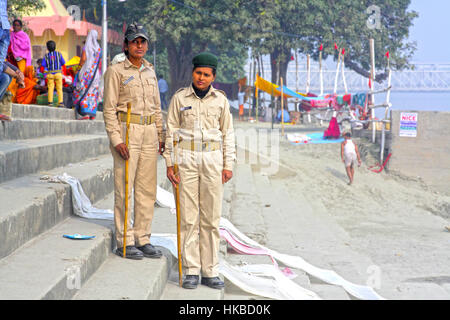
[192,52,218,69]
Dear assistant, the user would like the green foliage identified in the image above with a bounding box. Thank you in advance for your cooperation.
[8,0,46,19]
[60,0,417,87]
[246,0,417,82]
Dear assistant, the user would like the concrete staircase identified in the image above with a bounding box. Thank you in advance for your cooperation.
[0,104,223,300]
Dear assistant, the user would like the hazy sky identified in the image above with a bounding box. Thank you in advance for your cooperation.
[408,0,450,63]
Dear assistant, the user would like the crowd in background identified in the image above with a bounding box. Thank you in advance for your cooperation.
[0,10,105,121]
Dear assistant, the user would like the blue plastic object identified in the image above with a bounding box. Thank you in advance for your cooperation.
[63,234,96,240]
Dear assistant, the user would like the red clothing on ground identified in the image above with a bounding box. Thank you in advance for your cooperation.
[323,116,341,139]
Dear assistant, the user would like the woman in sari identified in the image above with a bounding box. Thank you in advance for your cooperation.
[72,30,102,120]
[7,19,32,102]
[9,19,31,72]
[15,66,42,105]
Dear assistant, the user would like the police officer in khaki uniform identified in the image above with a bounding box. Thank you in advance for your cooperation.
[103,23,165,260]
[164,53,236,289]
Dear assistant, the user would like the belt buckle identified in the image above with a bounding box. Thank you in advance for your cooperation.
[139,115,144,125]
[202,142,208,151]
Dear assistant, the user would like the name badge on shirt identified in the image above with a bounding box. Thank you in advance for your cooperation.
[180,106,192,111]
[123,76,134,86]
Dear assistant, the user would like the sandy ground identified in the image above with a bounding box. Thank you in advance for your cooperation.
[223,119,450,300]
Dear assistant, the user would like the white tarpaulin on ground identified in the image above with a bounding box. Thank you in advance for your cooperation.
[46,173,176,219]
[47,173,114,220]
[219,261,321,300]
[219,217,385,300]
[150,233,320,300]
[52,175,384,300]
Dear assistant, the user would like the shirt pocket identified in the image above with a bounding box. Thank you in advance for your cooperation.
[180,108,196,129]
[206,106,222,128]
[143,78,155,99]
[122,78,141,102]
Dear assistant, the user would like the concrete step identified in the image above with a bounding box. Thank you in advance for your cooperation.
[71,179,175,300]
[72,247,174,300]
[11,104,104,121]
[0,134,109,183]
[0,118,106,141]
[160,263,224,300]
[0,216,113,300]
[0,155,113,260]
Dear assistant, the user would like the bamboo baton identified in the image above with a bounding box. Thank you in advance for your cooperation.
[173,138,183,287]
[122,102,132,258]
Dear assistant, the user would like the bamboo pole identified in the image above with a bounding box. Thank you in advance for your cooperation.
[295,51,299,112]
[341,50,348,94]
[370,38,376,143]
[122,102,132,259]
[248,60,253,120]
[281,77,284,137]
[319,48,324,96]
[295,52,298,93]
[380,121,385,164]
[334,51,342,94]
[384,68,392,119]
[255,57,259,123]
[173,139,183,287]
[306,54,312,122]
[306,54,311,94]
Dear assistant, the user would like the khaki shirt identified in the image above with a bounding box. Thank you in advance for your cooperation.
[103,58,164,147]
[163,85,236,171]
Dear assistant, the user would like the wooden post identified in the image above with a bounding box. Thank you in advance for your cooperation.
[306,54,311,94]
[255,57,259,123]
[380,121,386,165]
[295,51,299,112]
[295,51,299,93]
[122,102,132,259]
[334,51,342,94]
[370,38,376,143]
[319,50,324,96]
[384,68,392,119]
[248,60,253,120]
[281,77,284,137]
[173,138,183,287]
[341,51,348,94]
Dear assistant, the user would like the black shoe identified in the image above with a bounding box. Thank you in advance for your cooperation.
[136,243,162,259]
[201,276,224,289]
[182,275,199,289]
[115,246,144,260]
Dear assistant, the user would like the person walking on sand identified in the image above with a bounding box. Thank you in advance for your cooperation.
[341,132,361,185]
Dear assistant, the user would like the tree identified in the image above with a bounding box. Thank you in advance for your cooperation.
[310,0,418,82]
[8,0,46,20]
[123,0,252,96]
[251,0,417,85]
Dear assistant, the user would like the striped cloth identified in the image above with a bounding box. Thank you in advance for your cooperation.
[42,51,66,74]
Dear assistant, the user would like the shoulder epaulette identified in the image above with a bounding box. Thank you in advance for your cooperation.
[214,89,227,98]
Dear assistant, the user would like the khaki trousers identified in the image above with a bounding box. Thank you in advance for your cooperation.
[111,122,159,248]
[177,149,223,277]
[47,73,63,105]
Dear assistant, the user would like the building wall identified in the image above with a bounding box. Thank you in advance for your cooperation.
[28,29,85,63]
[389,110,450,195]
